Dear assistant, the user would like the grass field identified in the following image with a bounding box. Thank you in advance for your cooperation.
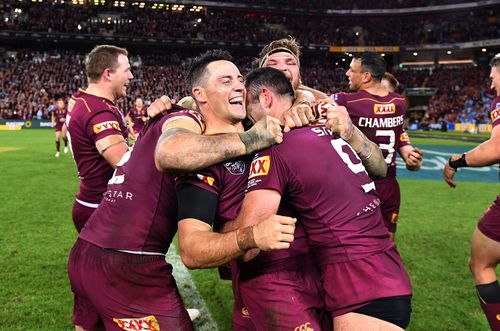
[0,129,498,330]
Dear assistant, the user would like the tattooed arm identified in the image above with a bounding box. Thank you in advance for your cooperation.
[155,115,283,173]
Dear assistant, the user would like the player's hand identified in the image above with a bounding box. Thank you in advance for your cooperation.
[325,104,354,141]
[281,102,315,132]
[406,147,423,171]
[60,118,65,123]
[51,122,55,128]
[147,95,176,118]
[253,215,296,251]
[240,115,283,153]
[443,154,460,188]
[128,131,137,141]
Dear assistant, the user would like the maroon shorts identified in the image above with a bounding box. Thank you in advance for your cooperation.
[320,247,412,316]
[478,195,500,242]
[230,263,256,331]
[72,200,97,233]
[55,121,65,132]
[238,264,329,331]
[68,239,193,331]
[375,178,401,233]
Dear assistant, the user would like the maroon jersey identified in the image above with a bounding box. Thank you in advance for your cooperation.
[127,106,147,133]
[246,125,393,266]
[490,96,500,129]
[334,90,410,178]
[176,157,310,277]
[79,110,204,254]
[53,107,67,131]
[66,89,128,205]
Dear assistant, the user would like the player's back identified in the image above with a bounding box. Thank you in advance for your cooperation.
[249,125,393,266]
[66,89,127,204]
[80,110,200,254]
[335,90,408,177]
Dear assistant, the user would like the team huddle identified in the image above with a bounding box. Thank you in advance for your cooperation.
[61,39,500,331]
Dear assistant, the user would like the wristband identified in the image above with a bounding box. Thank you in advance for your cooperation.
[236,226,256,251]
[448,153,468,170]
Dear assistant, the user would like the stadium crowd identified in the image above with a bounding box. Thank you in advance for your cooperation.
[216,0,481,9]
[1,2,498,46]
[0,49,495,128]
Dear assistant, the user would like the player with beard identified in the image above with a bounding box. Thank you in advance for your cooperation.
[240,66,413,331]
[333,52,423,240]
[68,50,289,331]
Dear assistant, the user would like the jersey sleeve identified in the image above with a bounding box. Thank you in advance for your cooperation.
[399,128,411,148]
[175,166,221,225]
[86,110,125,143]
[490,98,500,128]
[332,92,347,107]
[246,147,289,194]
[165,107,206,133]
[175,167,221,197]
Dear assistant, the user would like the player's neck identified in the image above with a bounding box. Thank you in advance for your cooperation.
[361,82,389,97]
[203,116,244,135]
[85,83,115,102]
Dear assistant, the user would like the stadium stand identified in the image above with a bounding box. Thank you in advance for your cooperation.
[1,2,498,46]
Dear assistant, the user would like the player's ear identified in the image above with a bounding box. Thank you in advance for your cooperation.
[102,68,112,81]
[260,88,273,109]
[363,71,372,84]
[192,87,207,104]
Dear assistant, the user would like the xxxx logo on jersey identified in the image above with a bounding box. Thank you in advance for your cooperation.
[113,315,159,331]
[93,120,120,134]
[374,103,396,115]
[249,156,270,179]
[491,108,500,123]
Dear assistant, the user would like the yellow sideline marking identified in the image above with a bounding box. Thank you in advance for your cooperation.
[0,147,24,153]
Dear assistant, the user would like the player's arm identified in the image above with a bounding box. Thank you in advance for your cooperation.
[51,112,55,127]
[399,145,423,171]
[297,84,330,101]
[228,189,288,261]
[444,125,500,188]
[95,135,128,168]
[177,184,295,269]
[324,103,387,179]
[155,115,283,173]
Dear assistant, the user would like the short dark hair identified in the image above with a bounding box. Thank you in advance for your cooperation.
[187,50,233,93]
[245,67,295,104]
[490,53,500,68]
[354,52,386,82]
[85,45,128,83]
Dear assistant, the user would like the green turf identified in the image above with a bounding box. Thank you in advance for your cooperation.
[0,129,498,330]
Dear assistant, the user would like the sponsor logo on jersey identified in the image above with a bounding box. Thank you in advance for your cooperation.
[224,160,246,175]
[294,322,314,331]
[93,120,121,134]
[496,102,500,109]
[400,132,410,143]
[241,307,251,318]
[249,156,270,178]
[113,315,159,331]
[196,174,215,186]
[391,212,399,224]
[374,103,396,115]
[491,108,500,123]
[496,313,500,321]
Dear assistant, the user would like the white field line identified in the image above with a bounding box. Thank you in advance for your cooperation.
[167,244,219,330]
